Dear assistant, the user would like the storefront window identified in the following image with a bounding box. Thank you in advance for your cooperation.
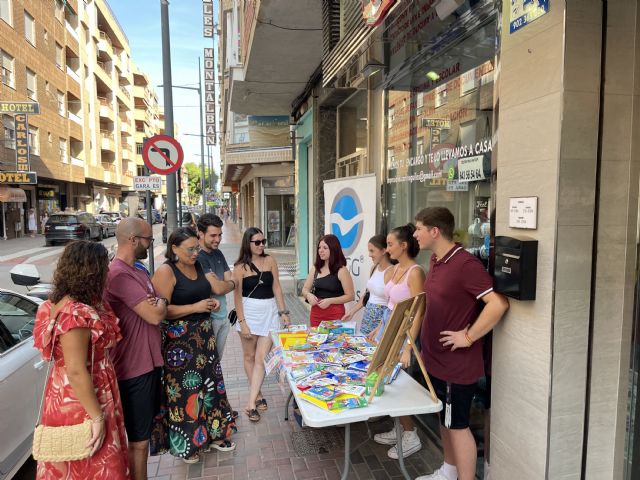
[385,23,496,265]
[337,90,367,177]
[383,2,497,473]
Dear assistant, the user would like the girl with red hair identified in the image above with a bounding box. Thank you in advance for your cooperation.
[301,234,355,328]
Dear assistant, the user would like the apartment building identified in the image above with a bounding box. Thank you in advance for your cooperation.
[128,65,165,214]
[0,0,159,239]
[218,0,297,247]
[0,0,88,238]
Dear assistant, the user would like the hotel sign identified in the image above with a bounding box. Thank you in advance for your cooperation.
[14,114,30,172]
[204,48,216,145]
[0,171,37,184]
[202,0,214,37]
[0,101,40,114]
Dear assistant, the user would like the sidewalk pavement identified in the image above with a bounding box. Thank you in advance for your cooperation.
[147,221,444,480]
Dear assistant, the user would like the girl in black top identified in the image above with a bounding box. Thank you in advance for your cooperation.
[232,227,290,422]
[152,228,237,463]
[301,234,355,327]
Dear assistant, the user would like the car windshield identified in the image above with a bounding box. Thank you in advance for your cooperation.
[0,293,38,345]
[48,215,77,224]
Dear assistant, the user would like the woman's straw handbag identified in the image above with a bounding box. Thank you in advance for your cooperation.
[32,305,95,462]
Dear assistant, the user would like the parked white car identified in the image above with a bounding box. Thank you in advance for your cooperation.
[0,290,45,480]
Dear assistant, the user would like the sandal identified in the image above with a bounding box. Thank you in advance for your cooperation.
[246,408,261,422]
[231,409,239,419]
[210,439,236,452]
[256,398,268,411]
[182,454,200,464]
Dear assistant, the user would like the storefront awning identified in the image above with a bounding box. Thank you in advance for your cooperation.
[0,187,27,202]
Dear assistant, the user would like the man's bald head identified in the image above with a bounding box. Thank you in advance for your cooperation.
[116,217,149,245]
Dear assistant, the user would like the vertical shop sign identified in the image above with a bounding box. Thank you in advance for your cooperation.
[510,0,549,33]
[14,114,30,171]
[324,174,377,320]
[202,0,214,37]
[204,48,216,145]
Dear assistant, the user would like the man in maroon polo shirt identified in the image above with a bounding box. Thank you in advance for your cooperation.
[413,207,508,480]
[106,217,168,480]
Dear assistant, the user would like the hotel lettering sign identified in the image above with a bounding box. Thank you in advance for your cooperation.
[204,48,216,145]
[203,0,214,37]
[0,171,37,184]
[14,114,30,171]
[0,101,40,114]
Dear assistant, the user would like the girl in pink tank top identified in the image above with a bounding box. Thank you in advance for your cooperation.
[368,224,426,460]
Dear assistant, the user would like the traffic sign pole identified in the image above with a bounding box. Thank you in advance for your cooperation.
[161,0,178,239]
[144,165,155,276]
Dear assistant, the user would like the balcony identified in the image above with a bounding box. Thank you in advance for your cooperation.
[222,146,292,186]
[230,0,322,115]
[100,130,115,152]
[71,155,83,167]
[97,31,113,56]
[65,20,79,42]
[68,111,82,125]
[66,65,80,84]
[122,145,131,159]
[97,97,114,120]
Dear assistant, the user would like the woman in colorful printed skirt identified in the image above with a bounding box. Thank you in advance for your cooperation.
[152,227,236,464]
[342,234,394,335]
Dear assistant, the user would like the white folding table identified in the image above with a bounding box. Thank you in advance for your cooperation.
[273,334,442,480]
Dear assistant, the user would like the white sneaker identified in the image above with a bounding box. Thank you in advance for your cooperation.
[387,430,422,459]
[374,427,398,445]
[415,466,455,480]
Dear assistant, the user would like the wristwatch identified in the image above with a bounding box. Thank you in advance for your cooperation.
[278,309,290,316]
[156,297,169,306]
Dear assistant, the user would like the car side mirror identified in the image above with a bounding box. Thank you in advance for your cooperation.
[10,264,41,286]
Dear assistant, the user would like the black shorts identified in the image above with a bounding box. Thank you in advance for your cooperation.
[430,374,476,430]
[118,367,161,442]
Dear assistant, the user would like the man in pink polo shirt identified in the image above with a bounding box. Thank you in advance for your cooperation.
[413,207,509,480]
[105,217,168,480]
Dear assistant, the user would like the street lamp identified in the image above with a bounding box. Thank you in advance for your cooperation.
[158,57,207,214]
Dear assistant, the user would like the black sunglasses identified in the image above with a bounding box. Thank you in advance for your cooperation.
[251,239,267,246]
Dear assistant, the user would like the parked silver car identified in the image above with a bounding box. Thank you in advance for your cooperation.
[0,290,45,480]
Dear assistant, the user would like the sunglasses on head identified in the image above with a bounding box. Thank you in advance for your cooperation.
[251,239,267,246]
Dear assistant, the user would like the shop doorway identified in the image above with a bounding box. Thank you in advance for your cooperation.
[264,194,294,248]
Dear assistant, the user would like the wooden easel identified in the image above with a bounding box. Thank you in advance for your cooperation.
[366,293,437,403]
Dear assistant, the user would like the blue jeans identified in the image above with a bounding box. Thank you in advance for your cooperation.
[212,313,230,358]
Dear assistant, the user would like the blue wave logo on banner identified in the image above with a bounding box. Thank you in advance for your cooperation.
[329,187,364,256]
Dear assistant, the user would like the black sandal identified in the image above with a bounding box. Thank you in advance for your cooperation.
[256,398,268,411]
[246,408,260,422]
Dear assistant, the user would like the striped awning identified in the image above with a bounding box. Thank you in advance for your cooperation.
[0,187,27,202]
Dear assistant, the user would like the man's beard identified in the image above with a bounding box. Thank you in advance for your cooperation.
[135,244,148,260]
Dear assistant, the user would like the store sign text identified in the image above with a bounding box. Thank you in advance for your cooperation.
[457,155,486,182]
[14,114,30,171]
[202,0,214,37]
[204,48,216,145]
[0,102,40,114]
[0,171,37,184]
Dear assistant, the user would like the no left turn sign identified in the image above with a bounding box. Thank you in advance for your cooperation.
[142,135,184,175]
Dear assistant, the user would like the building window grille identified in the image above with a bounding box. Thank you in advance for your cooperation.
[24,11,35,45]
[3,115,15,149]
[26,68,36,100]
[1,51,15,88]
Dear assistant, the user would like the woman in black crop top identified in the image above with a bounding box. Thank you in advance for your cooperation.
[152,228,237,462]
[301,234,355,328]
[231,227,290,422]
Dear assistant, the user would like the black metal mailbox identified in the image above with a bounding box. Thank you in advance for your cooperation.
[494,236,538,300]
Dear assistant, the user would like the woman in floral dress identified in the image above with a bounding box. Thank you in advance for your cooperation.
[152,227,236,464]
[33,240,129,479]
